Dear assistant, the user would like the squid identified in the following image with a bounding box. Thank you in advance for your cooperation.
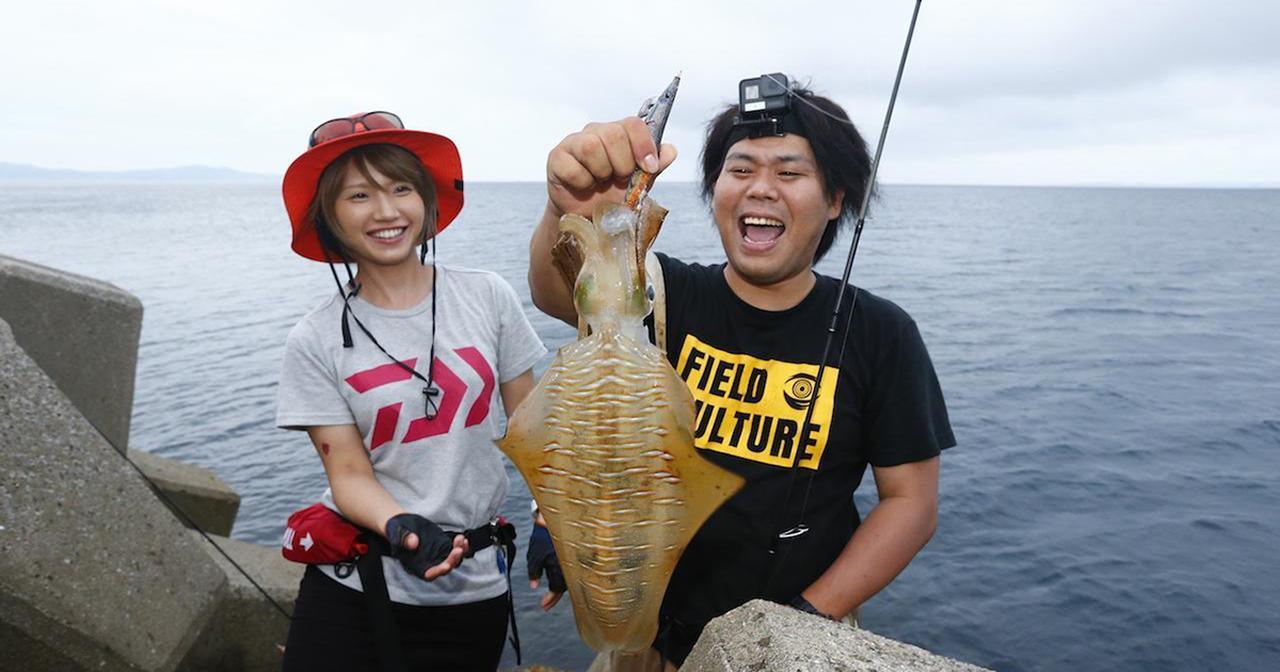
[500,76,744,652]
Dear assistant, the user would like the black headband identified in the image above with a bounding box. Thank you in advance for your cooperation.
[725,109,808,148]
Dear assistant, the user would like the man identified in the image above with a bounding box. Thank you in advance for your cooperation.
[529,75,954,667]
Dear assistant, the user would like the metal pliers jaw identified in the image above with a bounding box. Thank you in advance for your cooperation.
[624,75,681,209]
[636,74,681,148]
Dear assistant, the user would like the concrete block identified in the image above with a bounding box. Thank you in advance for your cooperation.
[128,449,241,537]
[0,317,227,671]
[179,533,303,672]
[682,599,989,672]
[0,254,143,454]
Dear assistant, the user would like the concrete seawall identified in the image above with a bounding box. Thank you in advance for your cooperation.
[0,256,289,671]
[683,600,990,671]
[0,254,142,454]
[0,316,226,671]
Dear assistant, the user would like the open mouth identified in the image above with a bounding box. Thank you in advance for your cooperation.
[369,227,407,241]
[740,216,784,244]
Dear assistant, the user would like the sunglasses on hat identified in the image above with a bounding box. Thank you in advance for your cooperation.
[308,111,405,147]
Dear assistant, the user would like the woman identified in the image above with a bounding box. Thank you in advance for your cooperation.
[276,111,545,670]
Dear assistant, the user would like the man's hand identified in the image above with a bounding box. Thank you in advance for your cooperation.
[532,117,679,324]
[546,116,678,219]
[527,512,566,611]
[799,457,940,618]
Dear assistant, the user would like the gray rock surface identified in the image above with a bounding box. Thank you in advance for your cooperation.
[0,317,227,671]
[179,533,302,672]
[0,254,143,454]
[129,448,241,537]
[682,600,989,672]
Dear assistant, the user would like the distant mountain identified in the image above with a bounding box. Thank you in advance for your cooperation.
[0,162,277,182]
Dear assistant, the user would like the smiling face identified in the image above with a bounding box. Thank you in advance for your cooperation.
[329,160,428,268]
[712,133,843,299]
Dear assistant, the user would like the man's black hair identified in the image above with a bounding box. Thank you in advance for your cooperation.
[700,80,873,263]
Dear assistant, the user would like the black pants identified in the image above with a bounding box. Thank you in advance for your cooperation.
[282,565,508,671]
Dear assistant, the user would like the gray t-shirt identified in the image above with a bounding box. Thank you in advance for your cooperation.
[276,265,546,605]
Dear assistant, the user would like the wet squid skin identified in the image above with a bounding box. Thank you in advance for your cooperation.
[501,201,744,652]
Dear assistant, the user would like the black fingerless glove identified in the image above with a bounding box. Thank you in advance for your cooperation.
[386,513,455,578]
[788,593,836,621]
[527,523,566,593]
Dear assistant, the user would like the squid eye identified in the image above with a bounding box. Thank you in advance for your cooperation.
[574,274,595,308]
[646,283,656,301]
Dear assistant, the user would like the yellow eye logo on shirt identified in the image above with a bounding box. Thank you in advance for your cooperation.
[676,335,835,470]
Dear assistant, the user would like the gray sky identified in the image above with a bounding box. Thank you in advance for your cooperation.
[4,0,1278,185]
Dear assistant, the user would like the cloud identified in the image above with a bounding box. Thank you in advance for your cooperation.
[2,0,1277,185]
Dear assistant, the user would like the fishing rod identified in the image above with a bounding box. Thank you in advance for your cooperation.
[765,0,924,582]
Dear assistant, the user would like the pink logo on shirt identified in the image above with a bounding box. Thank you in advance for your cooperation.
[345,358,420,392]
[344,348,496,450]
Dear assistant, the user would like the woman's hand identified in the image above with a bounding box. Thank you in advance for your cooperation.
[397,529,471,581]
[386,512,472,581]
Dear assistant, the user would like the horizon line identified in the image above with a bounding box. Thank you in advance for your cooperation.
[1,162,1275,190]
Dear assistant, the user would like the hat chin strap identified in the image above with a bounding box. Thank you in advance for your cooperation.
[326,259,360,348]
[419,216,437,266]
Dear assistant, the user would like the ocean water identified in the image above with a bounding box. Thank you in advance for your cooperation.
[1,182,1277,671]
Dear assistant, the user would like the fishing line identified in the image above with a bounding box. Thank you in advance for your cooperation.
[763,0,924,596]
[111,447,294,621]
[762,73,870,129]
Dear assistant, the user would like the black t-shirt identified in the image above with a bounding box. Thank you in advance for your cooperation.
[653,253,955,663]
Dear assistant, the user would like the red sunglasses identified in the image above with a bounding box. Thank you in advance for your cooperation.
[308,111,405,147]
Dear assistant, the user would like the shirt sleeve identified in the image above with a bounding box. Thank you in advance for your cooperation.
[493,276,547,383]
[863,320,955,467]
[275,320,355,431]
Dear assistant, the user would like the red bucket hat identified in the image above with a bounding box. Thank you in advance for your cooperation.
[282,111,464,262]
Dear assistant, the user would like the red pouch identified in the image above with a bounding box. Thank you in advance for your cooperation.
[282,503,370,564]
